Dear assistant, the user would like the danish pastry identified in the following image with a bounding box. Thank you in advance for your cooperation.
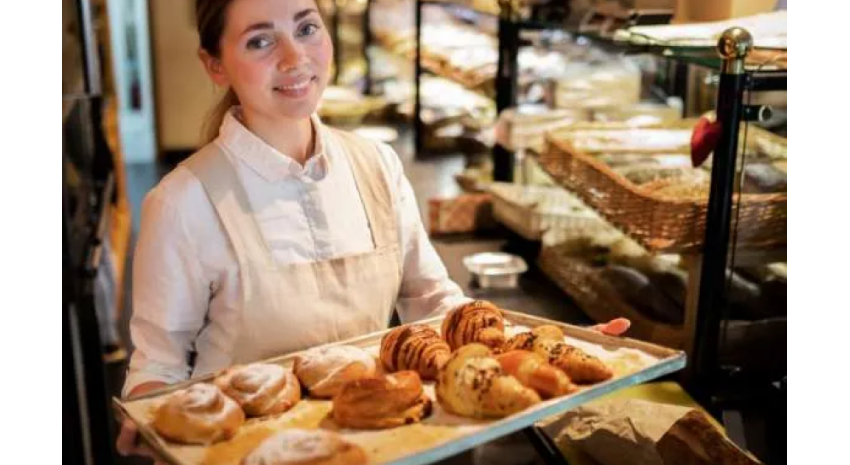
[293,346,377,399]
[332,370,432,429]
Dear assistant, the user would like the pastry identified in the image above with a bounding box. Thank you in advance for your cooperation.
[436,343,540,419]
[214,363,301,417]
[380,324,451,380]
[152,383,245,445]
[332,371,432,429]
[240,429,367,465]
[441,300,506,351]
[293,346,377,399]
[496,350,577,398]
[503,325,613,384]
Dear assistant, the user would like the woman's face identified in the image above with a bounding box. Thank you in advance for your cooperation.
[202,0,333,121]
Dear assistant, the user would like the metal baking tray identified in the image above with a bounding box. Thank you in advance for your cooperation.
[114,311,686,465]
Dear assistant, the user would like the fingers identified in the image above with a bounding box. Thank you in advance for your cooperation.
[116,418,158,459]
[591,318,631,336]
[115,419,138,456]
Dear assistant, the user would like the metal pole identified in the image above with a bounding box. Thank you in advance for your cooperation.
[332,0,341,84]
[363,0,372,95]
[690,28,753,402]
[492,2,519,182]
[414,0,424,154]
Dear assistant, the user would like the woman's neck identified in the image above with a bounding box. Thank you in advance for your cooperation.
[240,109,315,166]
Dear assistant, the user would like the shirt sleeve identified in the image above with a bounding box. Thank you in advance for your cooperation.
[122,190,212,397]
[376,143,472,324]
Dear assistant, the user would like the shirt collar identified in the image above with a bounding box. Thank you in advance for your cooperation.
[215,107,330,183]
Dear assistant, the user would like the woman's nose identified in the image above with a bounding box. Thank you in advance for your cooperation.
[276,37,306,71]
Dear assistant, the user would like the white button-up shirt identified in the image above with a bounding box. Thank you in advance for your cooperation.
[124,110,470,396]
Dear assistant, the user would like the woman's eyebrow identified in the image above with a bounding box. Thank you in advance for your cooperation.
[294,8,318,22]
[241,21,274,35]
[239,9,318,35]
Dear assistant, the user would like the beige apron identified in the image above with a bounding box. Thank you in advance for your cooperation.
[183,129,402,373]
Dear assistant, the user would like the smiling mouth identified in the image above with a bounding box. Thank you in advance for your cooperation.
[273,76,318,92]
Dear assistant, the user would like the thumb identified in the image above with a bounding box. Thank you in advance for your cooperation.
[591,318,631,336]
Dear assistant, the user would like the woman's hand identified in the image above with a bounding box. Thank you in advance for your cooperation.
[116,382,169,464]
[589,318,631,337]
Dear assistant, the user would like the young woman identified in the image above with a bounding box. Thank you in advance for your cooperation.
[116,0,628,460]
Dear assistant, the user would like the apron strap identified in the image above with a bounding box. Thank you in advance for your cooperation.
[181,144,276,270]
[329,129,396,250]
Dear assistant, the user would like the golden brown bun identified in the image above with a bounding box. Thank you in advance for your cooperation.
[441,301,506,351]
[504,325,613,384]
[332,371,433,429]
[152,383,245,445]
[293,346,377,399]
[214,363,301,417]
[380,324,451,380]
[436,343,540,419]
[240,429,367,465]
[497,350,578,398]
[502,332,535,352]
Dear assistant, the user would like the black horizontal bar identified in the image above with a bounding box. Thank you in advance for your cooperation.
[747,71,787,92]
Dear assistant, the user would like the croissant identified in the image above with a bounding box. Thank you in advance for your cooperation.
[436,343,540,419]
[152,383,245,445]
[503,325,613,384]
[380,324,451,380]
[441,301,506,351]
[214,363,301,417]
[496,350,577,398]
[241,429,368,465]
[332,370,432,429]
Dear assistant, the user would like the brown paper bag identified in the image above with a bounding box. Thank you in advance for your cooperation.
[553,399,761,465]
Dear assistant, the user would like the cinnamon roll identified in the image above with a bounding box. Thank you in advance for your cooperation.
[152,383,245,445]
[214,363,301,417]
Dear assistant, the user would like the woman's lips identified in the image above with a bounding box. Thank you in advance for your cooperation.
[273,76,318,99]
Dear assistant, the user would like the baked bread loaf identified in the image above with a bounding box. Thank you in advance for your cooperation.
[152,383,245,445]
[441,300,506,350]
[240,429,367,465]
[503,325,613,384]
[496,350,577,398]
[214,363,301,417]
[436,343,540,419]
[380,324,451,380]
[332,370,432,429]
[293,346,377,399]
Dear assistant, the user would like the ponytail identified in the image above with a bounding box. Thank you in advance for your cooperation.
[202,87,240,144]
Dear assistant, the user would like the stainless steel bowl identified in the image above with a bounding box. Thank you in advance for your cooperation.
[463,252,528,289]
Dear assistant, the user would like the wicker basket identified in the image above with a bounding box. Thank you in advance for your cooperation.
[537,248,686,349]
[536,127,787,253]
[487,183,608,241]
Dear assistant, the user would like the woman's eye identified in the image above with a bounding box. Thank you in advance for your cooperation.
[246,36,273,50]
[297,23,320,37]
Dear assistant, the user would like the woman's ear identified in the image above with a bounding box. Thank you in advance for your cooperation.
[199,49,229,87]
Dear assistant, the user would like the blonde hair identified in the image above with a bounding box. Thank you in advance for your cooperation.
[202,87,240,144]
[195,0,239,143]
